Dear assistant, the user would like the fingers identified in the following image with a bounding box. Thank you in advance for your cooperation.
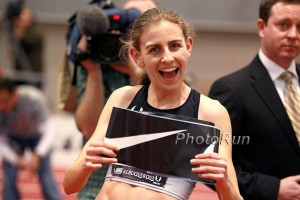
[191,153,226,167]
[85,141,119,169]
[29,154,41,170]
[80,59,101,72]
[85,156,117,169]
[90,141,119,152]
[76,35,102,71]
[291,175,300,183]
[18,156,26,169]
[77,35,88,51]
[190,153,227,182]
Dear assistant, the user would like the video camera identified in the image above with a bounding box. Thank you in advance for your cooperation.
[88,7,141,64]
[67,0,141,65]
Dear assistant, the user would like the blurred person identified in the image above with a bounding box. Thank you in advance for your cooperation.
[64,7,243,200]
[66,1,157,199]
[123,0,157,12]
[0,78,61,200]
[0,68,3,78]
[4,1,44,88]
[209,0,300,199]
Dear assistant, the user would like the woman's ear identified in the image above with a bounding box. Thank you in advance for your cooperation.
[186,37,193,56]
[130,48,144,67]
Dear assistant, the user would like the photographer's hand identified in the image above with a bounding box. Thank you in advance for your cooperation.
[111,55,142,82]
[77,35,101,72]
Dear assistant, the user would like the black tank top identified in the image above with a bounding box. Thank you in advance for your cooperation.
[127,84,200,118]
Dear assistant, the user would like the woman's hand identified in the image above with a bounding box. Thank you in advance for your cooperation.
[190,153,228,185]
[84,141,119,170]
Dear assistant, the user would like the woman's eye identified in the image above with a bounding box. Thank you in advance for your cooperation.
[170,43,181,49]
[149,47,159,53]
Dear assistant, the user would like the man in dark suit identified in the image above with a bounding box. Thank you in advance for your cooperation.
[209,0,300,199]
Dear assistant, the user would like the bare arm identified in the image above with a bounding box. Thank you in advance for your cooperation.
[63,91,119,194]
[63,86,138,194]
[191,96,243,200]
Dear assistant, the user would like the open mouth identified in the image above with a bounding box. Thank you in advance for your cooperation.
[159,67,179,79]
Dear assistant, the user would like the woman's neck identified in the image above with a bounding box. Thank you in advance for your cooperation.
[147,83,190,109]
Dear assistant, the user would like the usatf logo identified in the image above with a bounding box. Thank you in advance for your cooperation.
[155,176,161,182]
[111,164,167,187]
[113,167,123,175]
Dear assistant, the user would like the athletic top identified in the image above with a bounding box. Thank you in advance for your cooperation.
[128,84,200,117]
[105,84,201,200]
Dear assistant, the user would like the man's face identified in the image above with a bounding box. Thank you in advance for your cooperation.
[258,2,300,68]
[0,89,17,113]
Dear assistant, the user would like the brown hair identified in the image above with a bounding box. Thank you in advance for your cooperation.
[259,0,300,23]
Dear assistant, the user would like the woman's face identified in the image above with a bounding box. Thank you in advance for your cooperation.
[132,20,192,90]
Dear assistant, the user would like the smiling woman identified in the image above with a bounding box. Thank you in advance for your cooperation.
[63,7,243,200]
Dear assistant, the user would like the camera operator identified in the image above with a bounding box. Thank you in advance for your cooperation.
[70,1,157,199]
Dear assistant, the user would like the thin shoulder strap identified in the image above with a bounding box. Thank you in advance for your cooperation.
[193,89,201,118]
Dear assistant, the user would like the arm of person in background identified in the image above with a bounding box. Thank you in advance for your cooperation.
[27,88,57,174]
[74,35,105,139]
[110,54,142,82]
[29,118,56,171]
[208,80,282,199]
[0,134,20,166]
[0,133,33,171]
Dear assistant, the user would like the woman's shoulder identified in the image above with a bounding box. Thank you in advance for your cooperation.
[108,85,144,106]
[199,94,229,121]
[112,85,143,96]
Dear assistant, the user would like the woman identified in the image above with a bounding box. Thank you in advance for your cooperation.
[63,7,243,200]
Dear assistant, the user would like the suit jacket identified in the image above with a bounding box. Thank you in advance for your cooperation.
[209,55,300,200]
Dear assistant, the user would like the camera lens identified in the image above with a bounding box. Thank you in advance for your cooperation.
[90,33,122,64]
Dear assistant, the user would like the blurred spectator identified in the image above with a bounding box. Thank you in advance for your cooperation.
[4,1,44,89]
[0,68,3,78]
[0,78,61,200]
[123,0,157,12]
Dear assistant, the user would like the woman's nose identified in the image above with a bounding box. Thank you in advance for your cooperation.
[161,50,174,63]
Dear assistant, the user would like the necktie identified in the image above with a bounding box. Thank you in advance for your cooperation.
[281,71,300,144]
